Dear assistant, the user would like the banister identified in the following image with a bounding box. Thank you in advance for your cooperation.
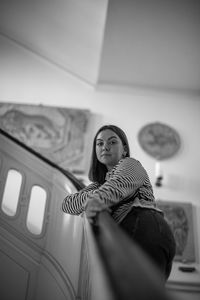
[84,210,175,300]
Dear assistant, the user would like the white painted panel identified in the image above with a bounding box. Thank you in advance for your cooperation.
[0,250,29,300]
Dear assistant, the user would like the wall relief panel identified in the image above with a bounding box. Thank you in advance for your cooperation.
[0,103,91,173]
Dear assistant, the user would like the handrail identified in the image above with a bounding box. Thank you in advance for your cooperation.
[0,128,85,190]
[80,215,115,300]
[85,210,175,300]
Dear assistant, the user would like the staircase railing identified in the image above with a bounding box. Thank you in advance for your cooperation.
[82,210,175,300]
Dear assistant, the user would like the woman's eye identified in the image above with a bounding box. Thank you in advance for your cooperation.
[96,142,103,146]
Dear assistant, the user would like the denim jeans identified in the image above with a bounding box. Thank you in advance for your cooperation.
[120,207,176,280]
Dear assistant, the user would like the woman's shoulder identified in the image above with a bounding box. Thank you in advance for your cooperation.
[117,157,146,174]
[119,157,141,166]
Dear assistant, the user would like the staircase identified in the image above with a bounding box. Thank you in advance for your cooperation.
[0,129,175,300]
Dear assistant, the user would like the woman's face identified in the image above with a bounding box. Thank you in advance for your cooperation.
[95,129,126,171]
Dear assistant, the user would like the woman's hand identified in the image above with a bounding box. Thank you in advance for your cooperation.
[84,194,109,224]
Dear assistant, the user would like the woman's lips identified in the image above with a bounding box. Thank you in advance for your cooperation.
[101,153,111,157]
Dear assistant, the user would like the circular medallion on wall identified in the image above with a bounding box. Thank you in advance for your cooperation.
[138,122,181,160]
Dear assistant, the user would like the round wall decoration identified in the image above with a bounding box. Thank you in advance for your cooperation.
[138,122,181,160]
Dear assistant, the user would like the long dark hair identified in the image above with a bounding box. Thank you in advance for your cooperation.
[88,125,130,184]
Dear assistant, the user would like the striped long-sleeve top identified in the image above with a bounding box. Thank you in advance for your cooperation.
[62,157,161,223]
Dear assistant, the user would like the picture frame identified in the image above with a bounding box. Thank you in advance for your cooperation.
[156,200,196,263]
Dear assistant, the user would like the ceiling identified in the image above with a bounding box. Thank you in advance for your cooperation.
[0,0,200,94]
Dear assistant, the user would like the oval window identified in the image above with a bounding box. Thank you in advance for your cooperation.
[26,185,47,235]
[1,169,22,216]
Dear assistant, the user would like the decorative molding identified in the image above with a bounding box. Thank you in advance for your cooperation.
[0,228,76,300]
[42,250,76,300]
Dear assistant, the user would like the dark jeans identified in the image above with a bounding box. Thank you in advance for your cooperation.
[120,207,176,280]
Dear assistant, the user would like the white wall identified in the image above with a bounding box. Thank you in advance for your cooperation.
[1,34,200,260]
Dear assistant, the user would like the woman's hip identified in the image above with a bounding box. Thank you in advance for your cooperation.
[120,207,176,255]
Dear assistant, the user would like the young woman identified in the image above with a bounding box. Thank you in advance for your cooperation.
[62,124,176,280]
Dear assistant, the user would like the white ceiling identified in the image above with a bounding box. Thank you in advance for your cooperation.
[0,0,200,94]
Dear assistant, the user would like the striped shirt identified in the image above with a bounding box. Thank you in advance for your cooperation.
[62,157,162,223]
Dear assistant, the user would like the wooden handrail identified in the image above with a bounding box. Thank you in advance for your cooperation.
[85,210,175,300]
